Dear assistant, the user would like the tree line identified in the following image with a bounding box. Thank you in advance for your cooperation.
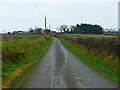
[7,27,52,34]
[59,23,103,34]
[29,27,51,34]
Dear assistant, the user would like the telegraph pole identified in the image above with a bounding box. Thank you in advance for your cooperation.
[45,17,47,34]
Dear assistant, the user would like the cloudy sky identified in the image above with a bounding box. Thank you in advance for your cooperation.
[0,0,119,33]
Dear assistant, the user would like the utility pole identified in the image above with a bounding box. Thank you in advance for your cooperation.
[45,17,47,34]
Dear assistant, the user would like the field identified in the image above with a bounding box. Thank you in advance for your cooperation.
[2,35,53,88]
[7,34,37,36]
[62,34,117,37]
[2,34,44,41]
[104,32,119,36]
[58,35,120,84]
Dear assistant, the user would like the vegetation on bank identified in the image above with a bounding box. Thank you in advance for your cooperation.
[61,36,119,60]
[2,35,53,88]
[62,34,117,37]
[59,37,119,85]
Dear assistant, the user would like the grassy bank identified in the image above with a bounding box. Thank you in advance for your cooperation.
[63,34,117,37]
[59,37,119,85]
[2,36,53,88]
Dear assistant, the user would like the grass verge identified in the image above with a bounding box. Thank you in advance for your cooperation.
[59,37,119,85]
[62,34,117,37]
[2,36,53,88]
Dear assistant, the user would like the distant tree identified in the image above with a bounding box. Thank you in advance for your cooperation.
[74,23,103,34]
[60,25,68,33]
[60,23,103,34]
[35,27,42,34]
[46,29,51,34]
[69,25,75,33]
[66,28,69,33]
[29,28,34,34]
[75,24,81,33]
[8,32,11,34]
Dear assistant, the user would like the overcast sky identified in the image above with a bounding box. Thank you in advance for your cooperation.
[0,0,119,33]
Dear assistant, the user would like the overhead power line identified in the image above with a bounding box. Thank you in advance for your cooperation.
[32,0,45,17]
[32,0,48,33]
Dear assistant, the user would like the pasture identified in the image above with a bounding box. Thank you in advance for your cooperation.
[62,34,118,37]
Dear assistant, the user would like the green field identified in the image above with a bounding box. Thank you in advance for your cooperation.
[59,37,119,85]
[63,34,117,37]
[104,32,119,35]
[2,36,52,88]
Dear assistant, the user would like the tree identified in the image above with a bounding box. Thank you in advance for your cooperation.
[69,25,75,33]
[29,28,34,34]
[75,24,81,33]
[60,23,103,34]
[35,27,43,34]
[60,25,68,33]
[74,23,103,34]
[46,29,51,34]
[8,32,11,34]
[66,28,69,33]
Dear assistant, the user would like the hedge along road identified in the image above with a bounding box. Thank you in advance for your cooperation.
[15,37,117,88]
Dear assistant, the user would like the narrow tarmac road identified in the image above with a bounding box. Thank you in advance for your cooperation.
[16,37,117,88]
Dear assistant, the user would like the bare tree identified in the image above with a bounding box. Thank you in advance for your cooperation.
[60,25,67,33]
[69,25,75,33]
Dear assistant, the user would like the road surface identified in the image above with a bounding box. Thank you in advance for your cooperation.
[16,37,117,88]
